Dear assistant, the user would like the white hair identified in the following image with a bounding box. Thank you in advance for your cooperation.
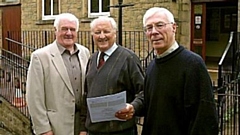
[90,16,118,32]
[143,7,175,27]
[54,13,79,31]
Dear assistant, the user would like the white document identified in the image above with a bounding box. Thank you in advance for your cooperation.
[87,91,126,123]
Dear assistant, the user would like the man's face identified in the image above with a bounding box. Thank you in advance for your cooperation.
[144,12,177,55]
[55,19,77,47]
[91,20,116,52]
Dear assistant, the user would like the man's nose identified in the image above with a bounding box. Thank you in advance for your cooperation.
[99,32,105,38]
[66,29,72,34]
[151,26,159,33]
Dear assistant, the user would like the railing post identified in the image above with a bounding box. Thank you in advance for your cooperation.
[231,31,236,80]
[91,35,95,54]
[109,0,134,46]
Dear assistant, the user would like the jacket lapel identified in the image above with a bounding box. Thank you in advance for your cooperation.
[50,42,74,96]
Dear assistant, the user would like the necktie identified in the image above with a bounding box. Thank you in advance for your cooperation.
[98,52,105,69]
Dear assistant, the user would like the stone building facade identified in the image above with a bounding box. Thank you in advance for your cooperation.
[12,0,190,61]
[19,0,190,46]
[0,0,240,58]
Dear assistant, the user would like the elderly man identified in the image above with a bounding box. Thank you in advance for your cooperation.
[82,16,144,135]
[26,13,90,135]
[116,7,218,135]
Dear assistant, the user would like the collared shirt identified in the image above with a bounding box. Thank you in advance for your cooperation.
[156,41,179,59]
[97,43,118,65]
[57,43,82,111]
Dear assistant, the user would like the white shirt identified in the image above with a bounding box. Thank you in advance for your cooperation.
[156,41,179,59]
[97,43,118,65]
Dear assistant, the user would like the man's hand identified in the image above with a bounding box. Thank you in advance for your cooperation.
[41,131,53,135]
[115,103,135,120]
[79,131,87,135]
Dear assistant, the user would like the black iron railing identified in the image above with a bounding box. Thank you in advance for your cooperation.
[216,31,240,135]
[3,30,240,134]
[0,30,154,121]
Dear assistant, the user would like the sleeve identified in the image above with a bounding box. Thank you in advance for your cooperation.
[185,56,218,135]
[79,89,88,131]
[129,54,144,94]
[79,57,92,132]
[127,53,145,116]
[131,91,145,116]
[26,52,52,134]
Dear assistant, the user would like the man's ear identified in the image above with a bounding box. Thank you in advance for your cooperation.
[173,23,177,33]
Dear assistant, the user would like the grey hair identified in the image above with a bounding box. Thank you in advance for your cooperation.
[143,7,175,27]
[54,13,79,31]
[90,16,118,32]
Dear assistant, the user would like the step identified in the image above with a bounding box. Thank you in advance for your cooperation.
[208,69,218,87]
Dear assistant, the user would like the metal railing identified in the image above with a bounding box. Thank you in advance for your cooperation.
[218,31,240,87]
[216,78,240,135]
[0,30,155,119]
[0,39,30,118]
[216,31,240,135]
[3,30,240,134]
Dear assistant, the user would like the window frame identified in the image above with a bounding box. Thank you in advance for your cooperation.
[42,0,59,20]
[88,0,110,18]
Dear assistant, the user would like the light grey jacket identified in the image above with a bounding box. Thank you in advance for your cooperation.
[26,41,90,135]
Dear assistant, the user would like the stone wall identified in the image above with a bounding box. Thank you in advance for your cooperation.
[0,97,32,135]
[20,0,191,49]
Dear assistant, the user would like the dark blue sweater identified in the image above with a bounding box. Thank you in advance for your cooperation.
[135,46,218,135]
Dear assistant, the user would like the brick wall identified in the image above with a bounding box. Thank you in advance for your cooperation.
[0,97,32,135]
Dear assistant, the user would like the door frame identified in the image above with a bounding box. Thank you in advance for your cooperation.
[191,3,206,61]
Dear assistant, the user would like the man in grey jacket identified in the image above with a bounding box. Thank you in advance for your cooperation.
[26,13,90,135]
[82,16,144,135]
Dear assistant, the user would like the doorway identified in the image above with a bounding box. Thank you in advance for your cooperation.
[2,4,21,56]
[191,1,237,68]
[205,2,237,67]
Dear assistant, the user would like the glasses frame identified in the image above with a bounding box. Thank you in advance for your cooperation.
[143,22,173,33]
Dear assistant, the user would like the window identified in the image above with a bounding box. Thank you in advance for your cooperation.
[42,0,59,20]
[220,8,237,33]
[4,0,17,2]
[88,0,110,18]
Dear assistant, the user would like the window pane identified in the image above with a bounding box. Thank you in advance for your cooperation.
[102,0,109,12]
[44,0,51,15]
[91,0,99,13]
[53,0,59,15]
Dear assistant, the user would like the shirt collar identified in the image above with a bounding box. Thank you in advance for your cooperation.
[156,41,179,58]
[57,43,79,55]
[99,43,118,56]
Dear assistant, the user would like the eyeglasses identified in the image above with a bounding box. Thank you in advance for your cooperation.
[144,22,173,33]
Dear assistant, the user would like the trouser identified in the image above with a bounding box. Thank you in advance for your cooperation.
[88,126,138,135]
[74,111,81,135]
